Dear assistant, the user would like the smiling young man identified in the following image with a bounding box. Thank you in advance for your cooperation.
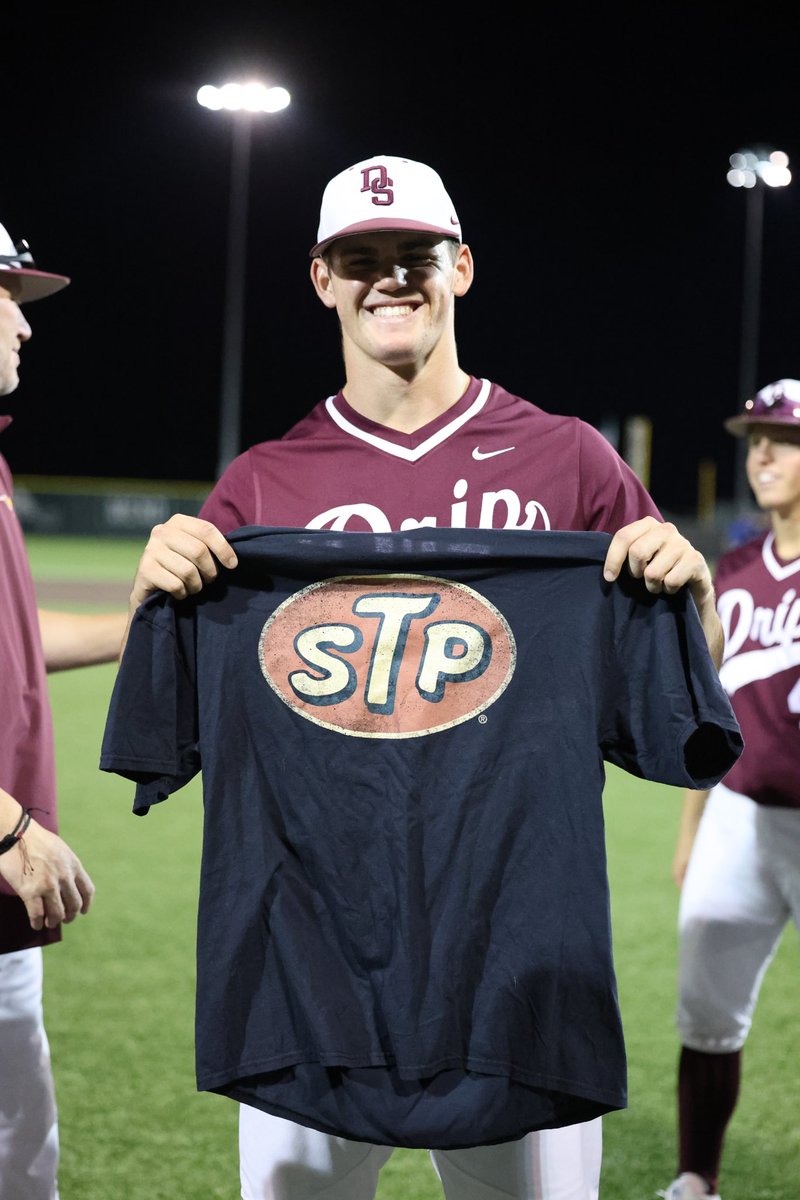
[661,379,800,1200]
[127,158,723,654]
[117,155,731,1200]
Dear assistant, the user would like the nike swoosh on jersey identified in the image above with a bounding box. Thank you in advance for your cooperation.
[472,446,516,461]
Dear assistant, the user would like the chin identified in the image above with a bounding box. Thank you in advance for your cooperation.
[378,349,418,368]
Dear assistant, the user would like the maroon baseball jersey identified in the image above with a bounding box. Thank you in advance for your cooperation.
[199,377,661,534]
[715,530,800,809]
[0,419,60,952]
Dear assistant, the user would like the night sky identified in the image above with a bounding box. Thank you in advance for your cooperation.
[4,2,800,515]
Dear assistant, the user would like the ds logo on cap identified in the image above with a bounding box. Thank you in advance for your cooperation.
[259,574,516,738]
[361,164,394,206]
[310,154,462,257]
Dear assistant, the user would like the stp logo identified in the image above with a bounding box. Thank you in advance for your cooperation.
[259,574,516,738]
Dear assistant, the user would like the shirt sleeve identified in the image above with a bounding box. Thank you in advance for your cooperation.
[599,573,744,788]
[99,593,200,814]
[577,420,662,531]
[199,451,256,533]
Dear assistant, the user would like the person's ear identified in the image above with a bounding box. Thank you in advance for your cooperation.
[310,257,338,309]
[452,243,474,297]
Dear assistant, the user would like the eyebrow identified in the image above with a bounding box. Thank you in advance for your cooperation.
[338,238,441,256]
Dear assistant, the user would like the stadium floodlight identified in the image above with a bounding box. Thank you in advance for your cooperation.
[197,82,291,114]
[726,147,791,190]
[197,81,291,477]
[727,146,791,504]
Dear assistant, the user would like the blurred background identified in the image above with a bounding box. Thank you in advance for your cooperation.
[4,1,800,553]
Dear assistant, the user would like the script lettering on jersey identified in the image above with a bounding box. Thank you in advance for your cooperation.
[305,478,551,532]
[259,574,516,738]
[717,585,800,697]
[719,587,800,658]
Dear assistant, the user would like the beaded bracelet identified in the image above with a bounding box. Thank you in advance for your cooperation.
[0,808,33,856]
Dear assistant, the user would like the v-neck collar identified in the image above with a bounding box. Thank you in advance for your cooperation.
[762,531,800,581]
[324,378,491,462]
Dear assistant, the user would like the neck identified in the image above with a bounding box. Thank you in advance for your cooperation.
[341,353,471,434]
[771,511,800,561]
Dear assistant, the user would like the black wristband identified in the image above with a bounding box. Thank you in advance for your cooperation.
[0,808,33,856]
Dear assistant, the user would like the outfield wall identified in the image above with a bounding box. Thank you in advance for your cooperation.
[14,475,213,537]
[14,473,761,564]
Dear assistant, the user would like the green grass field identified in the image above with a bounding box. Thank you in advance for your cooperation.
[26,535,798,1200]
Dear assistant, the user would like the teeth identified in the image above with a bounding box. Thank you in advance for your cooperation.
[371,305,414,318]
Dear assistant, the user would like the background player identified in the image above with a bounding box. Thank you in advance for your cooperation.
[0,220,127,1199]
[659,378,800,1200]
[125,154,725,1200]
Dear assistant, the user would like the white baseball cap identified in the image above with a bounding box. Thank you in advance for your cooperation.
[0,221,70,302]
[310,155,462,257]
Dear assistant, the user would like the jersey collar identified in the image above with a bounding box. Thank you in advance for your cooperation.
[324,378,491,462]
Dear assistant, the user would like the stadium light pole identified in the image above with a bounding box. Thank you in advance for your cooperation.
[197,81,291,478]
[726,147,791,504]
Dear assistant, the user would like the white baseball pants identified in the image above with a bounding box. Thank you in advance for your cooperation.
[0,947,59,1200]
[677,782,800,1051]
[240,1104,602,1200]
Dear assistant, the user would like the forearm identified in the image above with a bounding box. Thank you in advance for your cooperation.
[0,785,24,831]
[689,578,724,670]
[672,787,711,886]
[38,609,128,672]
[0,784,94,928]
[119,603,138,661]
[602,518,724,669]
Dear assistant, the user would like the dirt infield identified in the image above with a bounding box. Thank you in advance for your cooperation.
[33,580,132,605]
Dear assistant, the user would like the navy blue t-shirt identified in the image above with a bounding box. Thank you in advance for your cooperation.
[100,526,742,1149]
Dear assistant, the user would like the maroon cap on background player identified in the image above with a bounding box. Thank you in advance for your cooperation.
[0,221,70,303]
[724,378,800,436]
[310,155,462,257]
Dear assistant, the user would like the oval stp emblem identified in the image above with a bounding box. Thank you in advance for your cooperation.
[259,574,516,738]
